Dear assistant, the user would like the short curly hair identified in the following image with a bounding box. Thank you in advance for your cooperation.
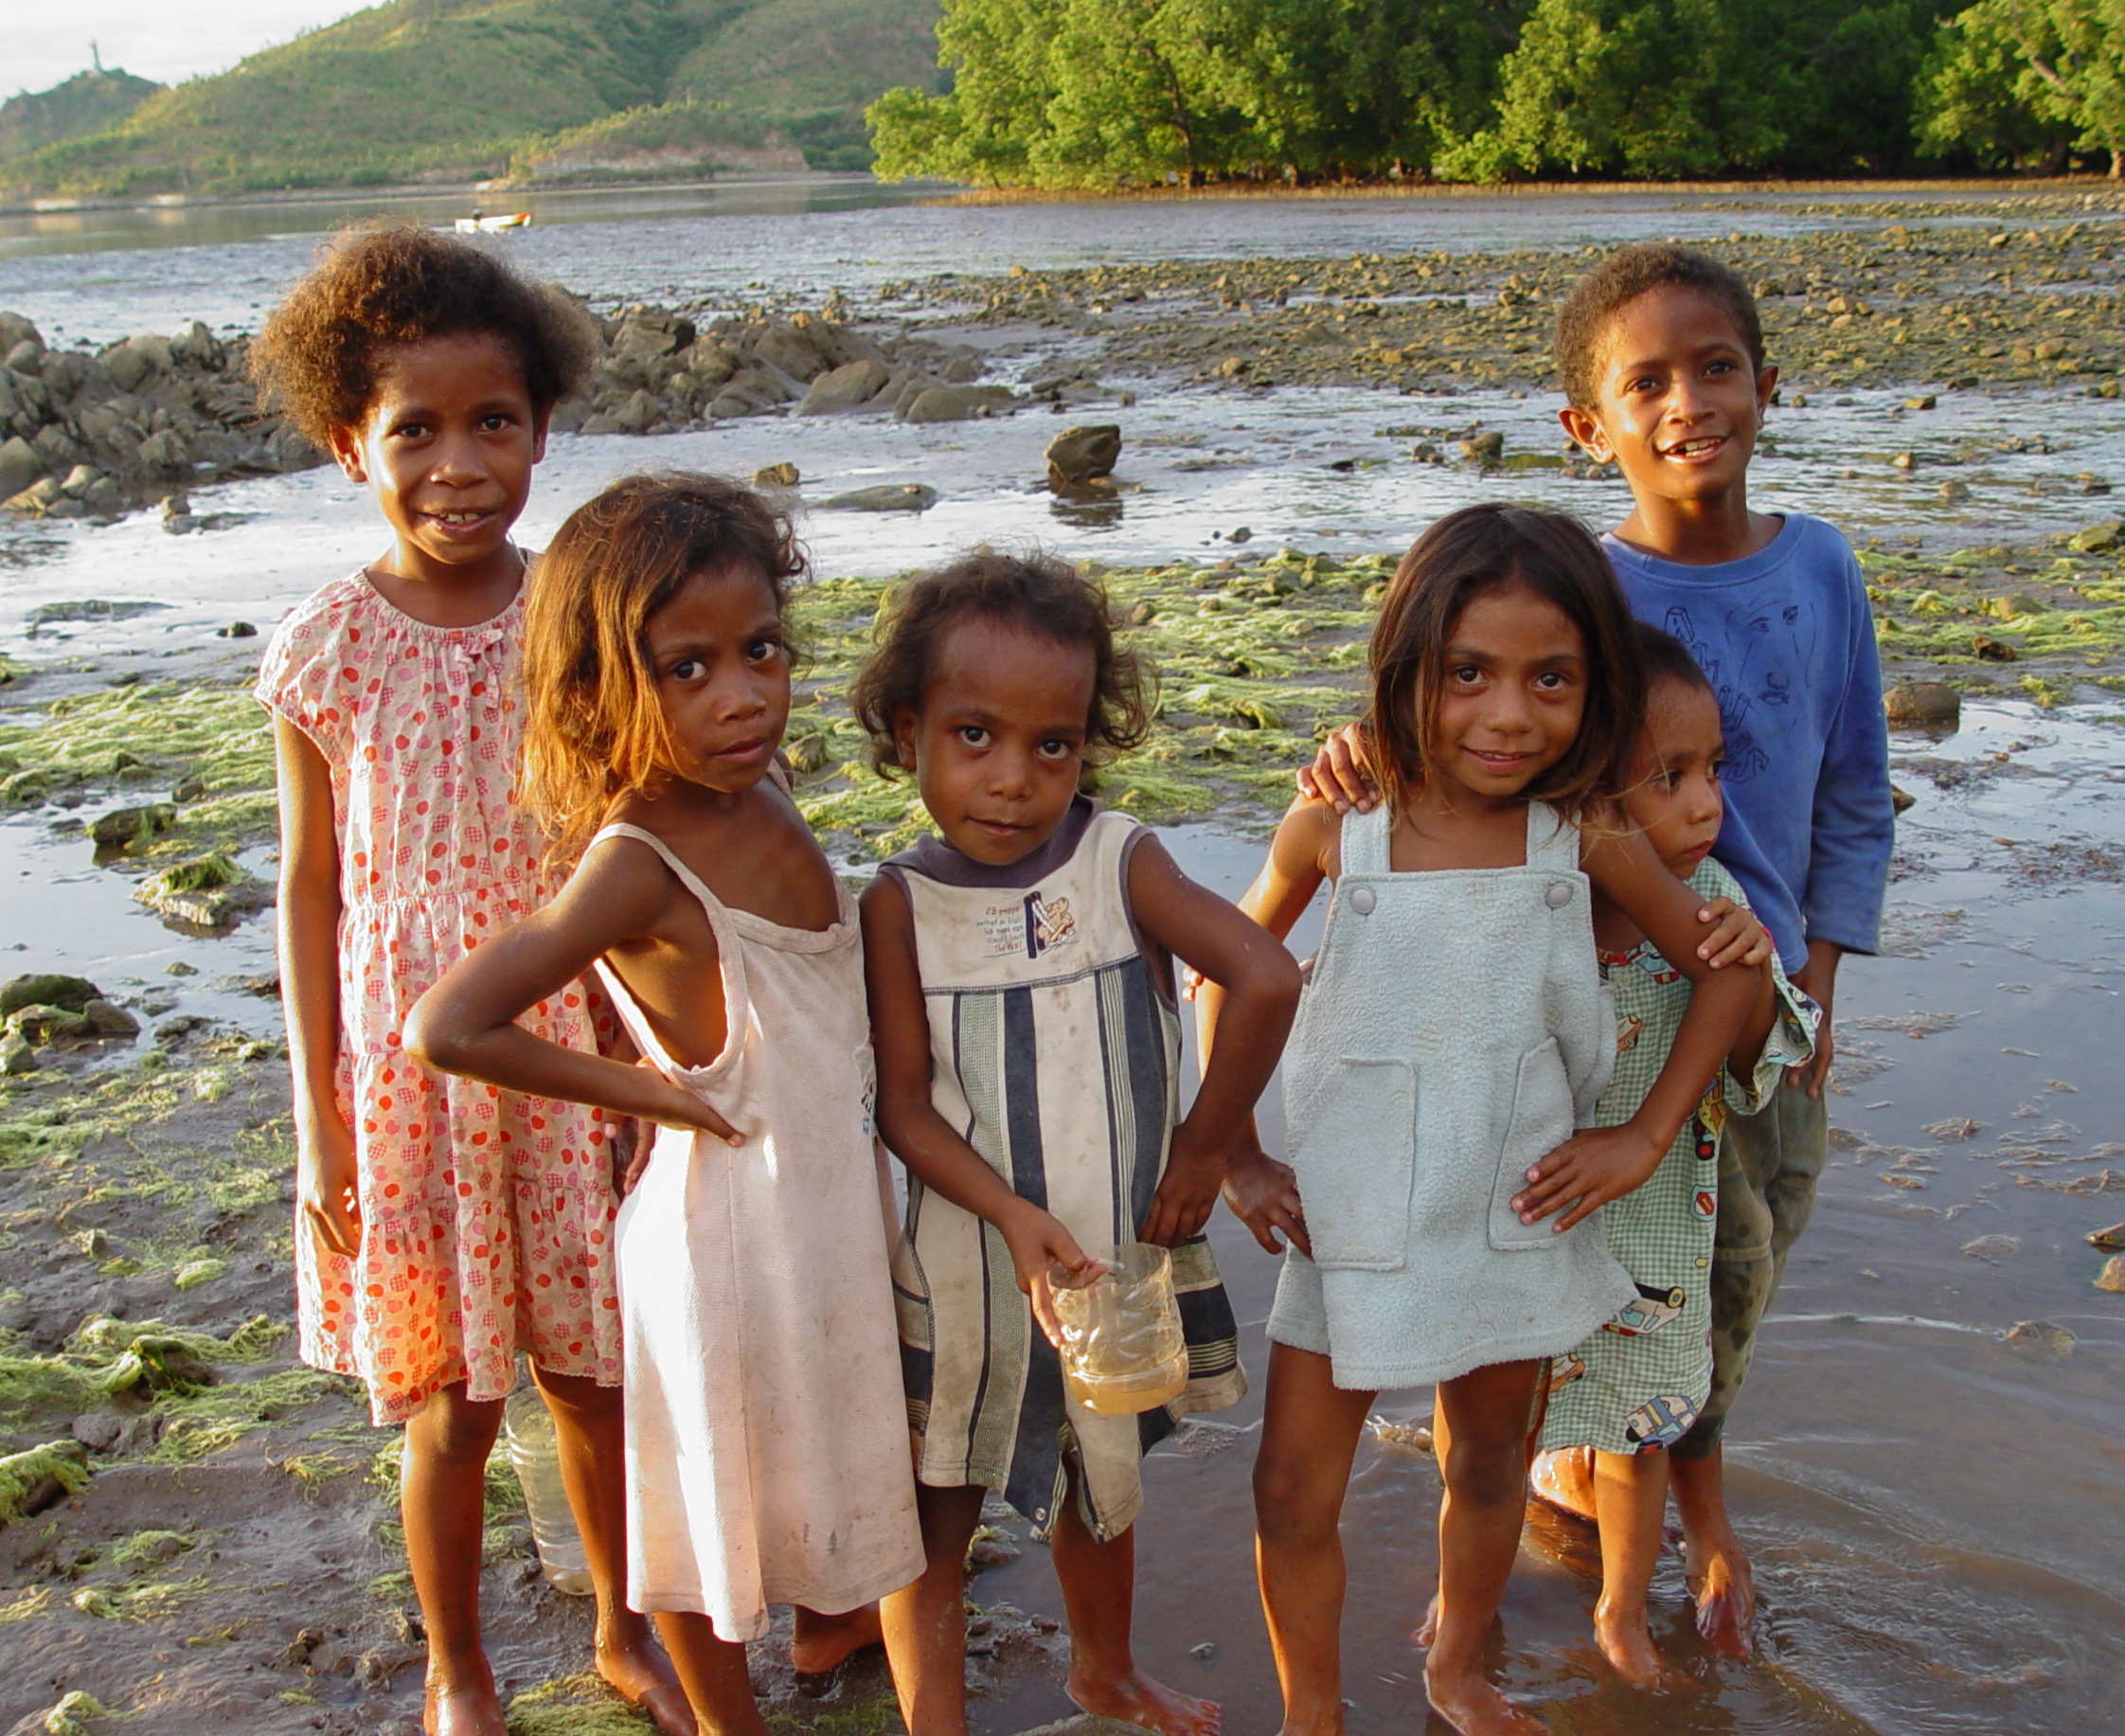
[849,550,1152,788]
[250,223,599,447]
[1554,242,1762,410]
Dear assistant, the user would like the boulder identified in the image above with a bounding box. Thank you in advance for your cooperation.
[167,320,223,370]
[0,312,43,354]
[1459,431,1506,466]
[902,385,1020,424]
[752,462,800,489]
[82,999,139,1038]
[753,319,832,383]
[1883,682,1960,726]
[1045,424,1122,489]
[681,340,741,386]
[6,1003,95,1044]
[102,332,172,393]
[820,484,938,513]
[3,340,39,374]
[31,422,84,471]
[90,804,174,850]
[0,974,99,1017]
[611,309,695,363]
[0,436,40,501]
[2070,518,2122,554]
[135,427,192,478]
[611,389,662,436]
[2096,1255,2125,1294]
[798,360,891,416]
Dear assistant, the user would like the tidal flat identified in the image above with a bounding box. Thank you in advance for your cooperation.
[0,185,2122,1735]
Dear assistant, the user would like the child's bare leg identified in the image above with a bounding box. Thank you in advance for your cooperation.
[652,1611,770,1736]
[1590,1450,1671,1687]
[879,1481,984,1736]
[1668,1443,1753,1657]
[530,1367,695,1734]
[1424,1360,1545,1736]
[1252,1342,1375,1736]
[402,1383,508,1736]
[1051,1466,1218,1736]
[790,1602,884,1674]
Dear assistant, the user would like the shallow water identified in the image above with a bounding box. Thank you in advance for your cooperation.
[0,188,2120,1733]
[5,376,2125,664]
[1,177,2113,348]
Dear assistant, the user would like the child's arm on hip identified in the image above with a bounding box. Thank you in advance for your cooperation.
[859,874,1099,1344]
[272,719,360,1260]
[1514,817,1759,1232]
[402,839,741,1144]
[1129,833,1301,1245]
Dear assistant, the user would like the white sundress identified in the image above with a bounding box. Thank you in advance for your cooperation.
[586,822,923,1636]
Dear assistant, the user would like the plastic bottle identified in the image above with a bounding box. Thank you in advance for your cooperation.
[503,1386,593,1596]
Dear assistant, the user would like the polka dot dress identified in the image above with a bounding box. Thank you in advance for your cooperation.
[257,571,622,1424]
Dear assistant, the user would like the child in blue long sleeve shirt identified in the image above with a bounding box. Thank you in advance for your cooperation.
[1304,243,1892,1663]
[1552,244,1892,1657]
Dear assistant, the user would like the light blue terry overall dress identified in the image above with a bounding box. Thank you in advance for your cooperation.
[1269,800,1637,1390]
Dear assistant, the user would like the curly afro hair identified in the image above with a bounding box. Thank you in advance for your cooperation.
[249,222,599,448]
[1553,242,1762,411]
[848,550,1152,789]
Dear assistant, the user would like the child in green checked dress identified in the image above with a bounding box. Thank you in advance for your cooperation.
[1530,623,1817,1688]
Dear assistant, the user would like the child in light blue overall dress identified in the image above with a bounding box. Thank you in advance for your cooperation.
[1205,505,1758,1736]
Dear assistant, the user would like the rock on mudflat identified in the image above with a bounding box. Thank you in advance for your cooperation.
[2096,1255,2125,1294]
[2004,1319,2075,1355]
[752,462,799,488]
[2087,1221,2125,1250]
[2070,519,2122,553]
[1046,423,1122,489]
[1884,682,1960,726]
[0,973,99,1016]
[819,484,938,514]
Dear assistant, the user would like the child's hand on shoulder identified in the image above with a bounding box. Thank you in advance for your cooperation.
[1510,1125,1666,1232]
[1222,1149,1311,1258]
[1295,722,1380,815]
[1695,896,1773,969]
[997,1202,1101,1348]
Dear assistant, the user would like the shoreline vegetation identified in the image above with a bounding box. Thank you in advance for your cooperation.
[6,2,2125,204]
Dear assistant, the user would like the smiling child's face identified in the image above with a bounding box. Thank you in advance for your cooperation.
[1622,675,1725,877]
[643,564,791,796]
[1424,580,1588,809]
[895,616,1096,868]
[1561,285,1777,513]
[328,331,546,589]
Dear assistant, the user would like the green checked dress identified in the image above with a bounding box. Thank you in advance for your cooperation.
[881,797,1245,1542]
[1540,859,1818,1456]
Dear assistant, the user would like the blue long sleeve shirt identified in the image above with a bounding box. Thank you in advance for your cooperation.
[1604,513,1893,973]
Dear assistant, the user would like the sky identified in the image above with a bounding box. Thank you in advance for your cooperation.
[10,3,368,98]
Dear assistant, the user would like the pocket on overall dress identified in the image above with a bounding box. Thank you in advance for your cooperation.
[1287,1057,1416,1272]
[1489,1037,1577,1251]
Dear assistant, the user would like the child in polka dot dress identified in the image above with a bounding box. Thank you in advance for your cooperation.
[251,226,691,1736]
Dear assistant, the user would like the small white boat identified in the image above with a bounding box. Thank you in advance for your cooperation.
[453,211,530,234]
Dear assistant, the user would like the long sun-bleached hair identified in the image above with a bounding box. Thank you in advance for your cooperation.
[1364,504,1645,822]
[520,471,807,868]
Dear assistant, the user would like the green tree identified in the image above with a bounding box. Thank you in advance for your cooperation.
[1919,1,2125,172]
[1438,0,1780,180]
[1733,1,1938,174]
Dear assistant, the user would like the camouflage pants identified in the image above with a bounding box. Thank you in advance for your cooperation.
[1670,1083,1829,1461]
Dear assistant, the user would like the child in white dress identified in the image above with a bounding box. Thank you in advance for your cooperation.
[408,473,923,1736]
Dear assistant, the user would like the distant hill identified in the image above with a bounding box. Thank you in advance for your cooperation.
[0,0,943,198]
[0,67,162,158]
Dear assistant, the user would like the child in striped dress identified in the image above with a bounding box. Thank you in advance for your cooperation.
[853,552,1301,1736]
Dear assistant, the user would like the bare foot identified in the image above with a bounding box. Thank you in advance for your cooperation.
[1593,1601,1670,1690]
[1527,1448,1597,1524]
[425,1678,509,1736]
[1412,1592,1440,1648]
[789,1602,884,1675]
[1422,1665,1544,1736]
[596,1620,696,1735]
[1067,1667,1221,1736]
[1687,1536,1756,1661]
